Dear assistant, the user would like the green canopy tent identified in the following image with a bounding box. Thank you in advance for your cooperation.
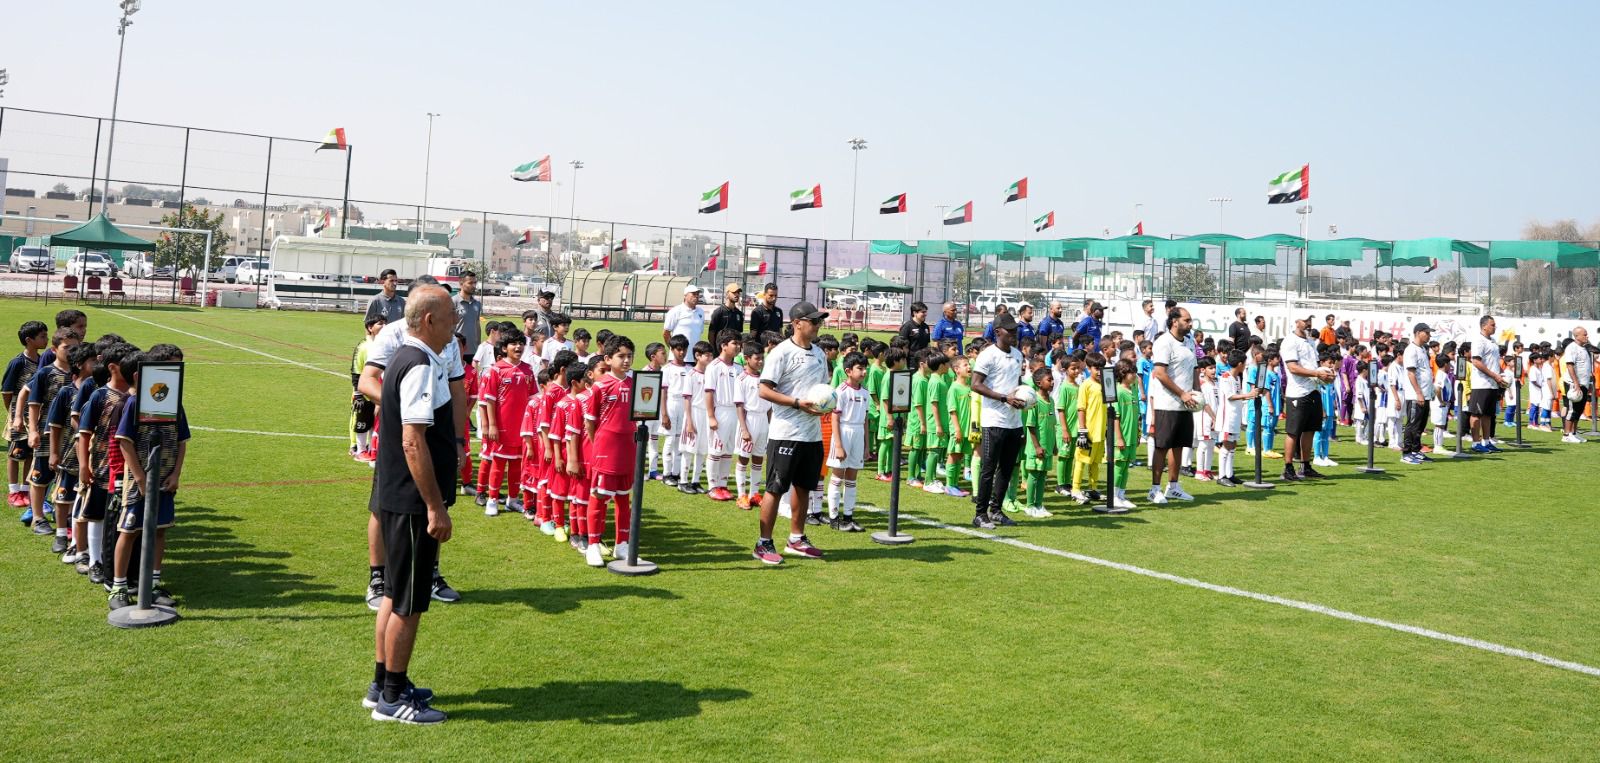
[45,213,157,269]
[1379,239,1488,303]
[817,267,913,327]
[1463,241,1600,316]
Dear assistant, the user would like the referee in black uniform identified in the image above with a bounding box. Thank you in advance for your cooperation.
[368,285,455,725]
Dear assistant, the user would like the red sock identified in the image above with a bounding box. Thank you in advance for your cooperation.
[586,493,606,544]
[459,444,474,486]
[613,493,631,546]
[571,496,586,538]
[504,459,522,499]
[487,459,505,500]
[476,456,492,493]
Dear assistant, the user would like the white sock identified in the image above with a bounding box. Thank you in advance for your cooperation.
[1146,437,1156,465]
[808,491,822,516]
[1168,480,1180,491]
[1220,449,1233,478]
[827,475,842,518]
[646,438,658,473]
[663,436,678,474]
[735,461,747,497]
[355,431,370,451]
[844,480,857,516]
[7,483,16,493]
[690,453,703,485]
[87,521,104,565]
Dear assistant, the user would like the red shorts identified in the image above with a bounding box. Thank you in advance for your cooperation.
[593,472,633,496]
[548,470,570,501]
[569,473,591,506]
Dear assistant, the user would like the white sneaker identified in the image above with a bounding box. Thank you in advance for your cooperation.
[944,484,967,497]
[1021,506,1041,518]
[507,498,524,512]
[1148,486,1168,505]
[1033,506,1053,518]
[923,481,945,494]
[1070,491,1088,505]
[1323,458,1339,467]
[1165,485,1195,501]
[484,499,499,517]
[585,542,606,567]
[1564,434,1583,443]
[612,541,630,560]
[1114,495,1136,510]
[539,520,556,536]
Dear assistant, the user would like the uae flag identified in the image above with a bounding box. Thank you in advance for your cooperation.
[1423,258,1440,274]
[700,246,720,274]
[449,221,461,240]
[789,184,822,211]
[943,202,973,226]
[612,238,629,255]
[316,127,347,152]
[1268,164,1309,204]
[1004,178,1028,204]
[879,193,907,215]
[1033,211,1055,232]
[312,209,333,234]
[1127,221,1144,236]
[698,182,729,214]
[645,256,661,271]
[516,229,535,247]
[511,156,552,182]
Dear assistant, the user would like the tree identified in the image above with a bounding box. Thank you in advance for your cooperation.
[51,182,70,194]
[1435,268,1465,294]
[155,204,232,274]
[1171,264,1217,300]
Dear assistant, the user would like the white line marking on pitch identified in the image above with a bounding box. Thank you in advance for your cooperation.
[865,507,1600,679]
[106,310,345,379]
[192,426,345,440]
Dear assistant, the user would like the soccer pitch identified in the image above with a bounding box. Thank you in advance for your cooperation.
[2,300,1597,761]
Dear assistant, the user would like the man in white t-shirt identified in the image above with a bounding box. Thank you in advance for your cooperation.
[1279,317,1336,481]
[1467,315,1506,453]
[1399,324,1435,463]
[1560,327,1595,442]
[970,312,1028,529]
[1147,307,1199,504]
[753,301,831,565]
[662,285,707,345]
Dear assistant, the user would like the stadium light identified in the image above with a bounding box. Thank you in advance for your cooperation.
[848,138,867,239]
[100,0,142,215]
[1208,197,1231,232]
[420,112,439,244]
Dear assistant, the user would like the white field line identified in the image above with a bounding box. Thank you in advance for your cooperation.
[192,426,345,440]
[863,506,1600,679]
[105,310,345,379]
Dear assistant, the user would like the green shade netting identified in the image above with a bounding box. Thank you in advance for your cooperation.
[971,240,1025,260]
[1179,233,1244,246]
[816,267,913,294]
[1085,239,1146,263]
[1465,241,1600,269]
[1023,239,1082,262]
[46,214,156,252]
[923,240,973,258]
[1154,240,1205,263]
[1305,238,1391,267]
[869,240,916,255]
[1250,233,1307,247]
[1225,239,1279,265]
[1384,238,1486,268]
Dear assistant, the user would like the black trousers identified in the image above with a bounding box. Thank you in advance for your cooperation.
[974,426,1025,515]
[1403,400,1429,455]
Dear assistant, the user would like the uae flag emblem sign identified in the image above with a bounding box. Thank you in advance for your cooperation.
[1268,164,1309,204]
[699,182,730,214]
[943,202,973,226]
[789,184,822,211]
[879,193,907,214]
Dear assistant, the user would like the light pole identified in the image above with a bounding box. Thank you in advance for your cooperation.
[848,138,867,240]
[568,160,584,254]
[1207,197,1231,232]
[420,112,439,244]
[101,0,141,216]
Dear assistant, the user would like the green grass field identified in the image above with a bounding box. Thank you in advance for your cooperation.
[2,300,1598,761]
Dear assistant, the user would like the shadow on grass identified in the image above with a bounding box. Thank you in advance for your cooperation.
[821,542,991,563]
[449,681,751,724]
[464,584,680,614]
[165,504,347,609]
[638,513,754,566]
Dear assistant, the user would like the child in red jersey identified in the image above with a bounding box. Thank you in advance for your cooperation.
[547,371,579,546]
[585,336,637,567]
[479,331,532,516]
[534,350,579,534]
[561,363,595,553]
[519,369,548,520]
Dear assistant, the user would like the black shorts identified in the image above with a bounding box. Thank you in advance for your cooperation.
[27,453,55,488]
[1568,387,1591,423]
[8,432,32,463]
[78,485,115,522]
[1468,388,1499,417]
[380,510,439,617]
[1152,410,1193,451]
[353,395,376,434]
[764,439,824,498]
[1284,392,1323,437]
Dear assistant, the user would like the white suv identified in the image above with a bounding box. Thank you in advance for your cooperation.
[9,246,55,274]
[66,252,114,278]
[238,259,272,285]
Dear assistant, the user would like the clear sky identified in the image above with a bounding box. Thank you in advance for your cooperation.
[4,0,1596,241]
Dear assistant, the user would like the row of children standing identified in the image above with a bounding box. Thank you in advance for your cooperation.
[3,310,191,611]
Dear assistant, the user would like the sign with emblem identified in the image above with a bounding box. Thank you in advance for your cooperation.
[136,361,184,425]
[631,370,663,421]
[889,369,913,413]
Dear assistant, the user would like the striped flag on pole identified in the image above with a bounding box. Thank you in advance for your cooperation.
[789,184,822,211]
[316,128,347,152]
[698,182,729,214]
[1268,164,1309,204]
[880,193,907,214]
[943,202,973,226]
[1033,211,1055,232]
[1004,178,1028,204]
[511,156,552,182]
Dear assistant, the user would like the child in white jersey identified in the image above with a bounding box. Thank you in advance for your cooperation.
[733,340,770,510]
[1193,357,1219,481]
[677,341,712,494]
[660,336,690,486]
[826,352,872,532]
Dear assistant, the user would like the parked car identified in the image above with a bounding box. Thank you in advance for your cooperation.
[125,252,173,279]
[66,252,114,278]
[238,259,273,285]
[9,246,55,274]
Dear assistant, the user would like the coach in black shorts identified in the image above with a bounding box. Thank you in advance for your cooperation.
[753,301,831,565]
[1279,318,1335,481]
[1147,307,1199,504]
[367,286,455,725]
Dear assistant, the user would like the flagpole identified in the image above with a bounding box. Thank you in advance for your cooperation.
[339,145,352,239]
[1020,198,1029,299]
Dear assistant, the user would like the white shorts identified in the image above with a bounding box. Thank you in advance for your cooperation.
[661,398,685,435]
[687,409,710,455]
[1221,404,1246,437]
[1430,402,1447,427]
[740,416,769,459]
[825,422,866,470]
[709,407,740,456]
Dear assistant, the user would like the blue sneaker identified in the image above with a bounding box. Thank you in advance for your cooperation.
[18,507,32,525]
[1470,444,1489,454]
[1484,443,1504,453]
[363,681,434,709]
[371,693,446,725]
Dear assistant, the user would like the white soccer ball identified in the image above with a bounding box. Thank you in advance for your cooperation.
[1182,397,1205,412]
[1010,385,1038,407]
[804,383,838,414]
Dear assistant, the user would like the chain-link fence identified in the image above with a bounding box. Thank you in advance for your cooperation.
[2,106,1596,322]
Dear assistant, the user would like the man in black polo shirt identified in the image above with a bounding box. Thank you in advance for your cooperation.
[897,301,931,353]
[708,282,746,338]
[367,285,455,725]
[749,282,784,337]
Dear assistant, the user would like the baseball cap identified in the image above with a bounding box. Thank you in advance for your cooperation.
[993,312,1018,331]
[724,282,743,294]
[789,301,829,322]
[538,290,555,299]
[1414,322,1432,333]
[684,284,704,295]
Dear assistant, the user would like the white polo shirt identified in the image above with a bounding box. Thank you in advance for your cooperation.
[972,344,1025,429]
[1149,331,1197,411]
[1469,336,1501,390]
[663,303,706,343]
[760,338,829,442]
[1402,343,1434,401]
[365,319,465,381]
[1280,333,1320,399]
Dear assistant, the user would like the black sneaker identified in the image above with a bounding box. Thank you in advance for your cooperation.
[365,577,385,611]
[1298,465,1325,480]
[805,512,826,526]
[989,511,1018,527]
[972,513,995,530]
[678,483,696,495]
[89,562,106,587]
[32,520,54,535]
[663,474,679,487]
[828,515,846,531]
[151,586,176,607]
[842,517,864,533]
[1053,486,1072,497]
[1280,467,1302,482]
[50,535,69,554]
[107,586,131,611]
[1086,489,1102,502]
[430,575,461,603]
[1215,476,1241,488]
[474,492,488,507]
[1180,466,1196,478]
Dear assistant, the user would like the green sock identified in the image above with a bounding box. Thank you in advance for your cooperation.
[923,450,940,483]
[907,448,921,481]
[877,440,891,474]
[1055,446,1072,487]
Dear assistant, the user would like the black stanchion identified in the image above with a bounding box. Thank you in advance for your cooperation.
[1242,388,1275,489]
[872,415,914,545]
[608,422,658,576]
[1094,367,1125,514]
[108,445,179,629]
[1585,382,1600,440]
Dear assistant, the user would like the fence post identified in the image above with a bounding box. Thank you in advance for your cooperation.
[89,119,103,220]
[177,127,190,307]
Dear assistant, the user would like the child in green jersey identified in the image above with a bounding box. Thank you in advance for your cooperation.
[1052,353,1083,497]
[1108,359,1141,513]
[874,347,907,481]
[1021,367,1057,517]
[921,354,950,493]
[944,356,973,498]
[906,351,930,486]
